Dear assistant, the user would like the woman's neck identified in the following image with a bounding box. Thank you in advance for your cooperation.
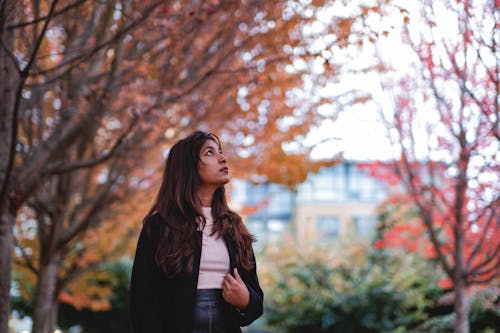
[198,186,215,207]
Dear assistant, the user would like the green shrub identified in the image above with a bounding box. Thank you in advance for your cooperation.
[261,243,441,333]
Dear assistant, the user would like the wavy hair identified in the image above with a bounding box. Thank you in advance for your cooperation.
[145,130,255,278]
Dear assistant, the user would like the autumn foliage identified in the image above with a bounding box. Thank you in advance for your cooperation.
[1,0,395,332]
[367,1,499,332]
[373,191,499,291]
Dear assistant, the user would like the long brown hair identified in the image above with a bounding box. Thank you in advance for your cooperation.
[145,130,255,278]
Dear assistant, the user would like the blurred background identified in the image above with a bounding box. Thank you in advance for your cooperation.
[1,0,498,333]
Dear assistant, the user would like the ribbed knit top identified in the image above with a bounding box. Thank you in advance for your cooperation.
[197,207,230,289]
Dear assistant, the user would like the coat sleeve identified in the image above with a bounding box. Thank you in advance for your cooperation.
[130,219,164,332]
[232,250,264,327]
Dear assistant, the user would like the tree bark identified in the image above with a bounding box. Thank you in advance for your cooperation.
[32,252,62,333]
[0,1,19,332]
[0,207,15,333]
[454,277,470,333]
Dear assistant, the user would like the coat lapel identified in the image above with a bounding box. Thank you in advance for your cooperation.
[223,234,237,273]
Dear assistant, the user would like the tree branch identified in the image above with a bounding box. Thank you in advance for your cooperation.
[465,206,496,270]
[13,238,38,275]
[59,169,120,247]
[56,256,108,295]
[467,271,499,285]
[0,35,20,73]
[469,243,500,276]
[44,113,138,175]
[7,0,88,30]
[30,0,163,77]
[21,0,59,78]
[398,142,454,278]
[0,0,59,207]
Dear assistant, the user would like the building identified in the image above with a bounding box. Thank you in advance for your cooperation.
[230,161,389,247]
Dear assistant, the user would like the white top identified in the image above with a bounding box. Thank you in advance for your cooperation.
[197,207,230,289]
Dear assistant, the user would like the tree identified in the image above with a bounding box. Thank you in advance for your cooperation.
[373,193,500,333]
[2,1,392,332]
[13,146,154,332]
[371,1,499,332]
[12,260,134,333]
[1,1,165,330]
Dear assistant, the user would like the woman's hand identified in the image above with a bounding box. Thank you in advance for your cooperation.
[222,268,250,310]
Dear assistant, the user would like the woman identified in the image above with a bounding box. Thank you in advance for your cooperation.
[130,130,263,333]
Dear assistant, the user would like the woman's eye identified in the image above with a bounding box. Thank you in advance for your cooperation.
[206,150,213,156]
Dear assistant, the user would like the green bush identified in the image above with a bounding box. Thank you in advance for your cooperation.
[261,243,442,333]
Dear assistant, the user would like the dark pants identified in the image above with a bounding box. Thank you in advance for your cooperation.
[191,289,234,333]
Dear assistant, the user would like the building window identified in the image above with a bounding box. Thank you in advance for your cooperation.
[354,215,377,239]
[268,186,293,216]
[316,216,340,241]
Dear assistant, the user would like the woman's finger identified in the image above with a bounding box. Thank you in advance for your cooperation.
[233,268,244,283]
[224,272,236,284]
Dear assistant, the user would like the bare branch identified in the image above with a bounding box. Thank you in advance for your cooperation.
[470,261,500,279]
[30,0,163,77]
[398,151,454,277]
[13,238,38,274]
[467,273,499,285]
[44,112,138,175]
[0,35,20,73]
[0,0,59,206]
[56,256,108,294]
[58,168,120,247]
[7,0,88,30]
[21,0,59,78]
[469,243,500,276]
[465,205,497,270]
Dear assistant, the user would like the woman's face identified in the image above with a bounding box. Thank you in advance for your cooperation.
[198,139,229,188]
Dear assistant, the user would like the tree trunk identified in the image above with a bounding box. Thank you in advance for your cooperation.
[32,252,62,333]
[454,277,470,333]
[0,3,18,332]
[0,207,15,333]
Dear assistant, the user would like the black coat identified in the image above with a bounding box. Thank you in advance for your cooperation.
[130,213,264,333]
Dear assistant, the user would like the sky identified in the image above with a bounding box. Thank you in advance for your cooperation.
[306,101,393,161]
[303,0,496,163]
[301,0,419,162]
